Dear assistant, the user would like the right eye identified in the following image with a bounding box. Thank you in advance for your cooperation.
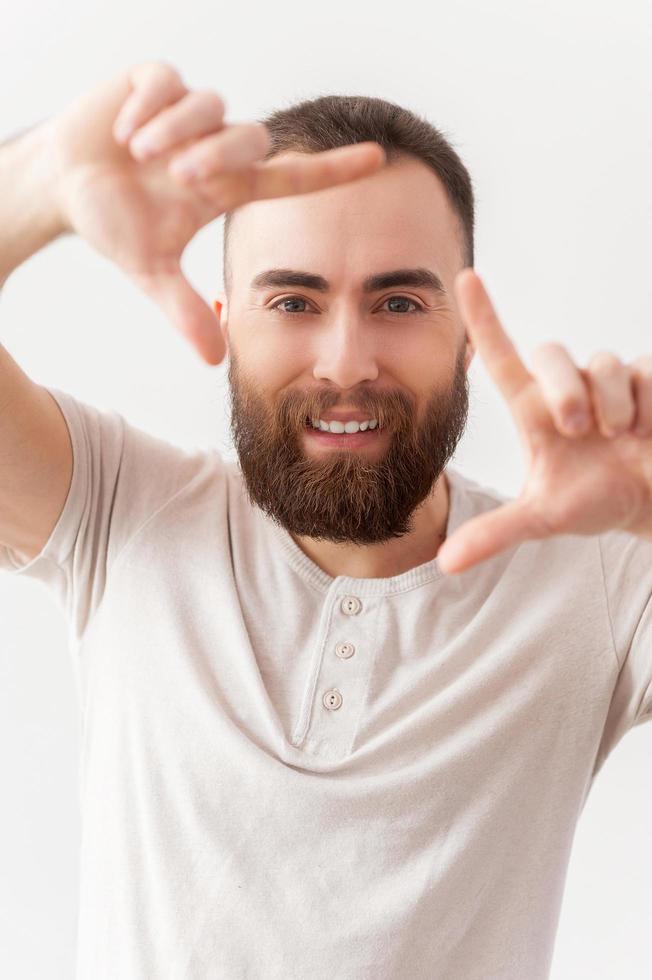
[270,296,313,315]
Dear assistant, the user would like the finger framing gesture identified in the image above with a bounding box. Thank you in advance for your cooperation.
[436,269,652,574]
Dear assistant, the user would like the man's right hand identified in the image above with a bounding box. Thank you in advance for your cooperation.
[46,61,387,364]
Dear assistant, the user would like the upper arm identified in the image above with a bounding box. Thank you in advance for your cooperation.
[0,357,222,641]
[0,343,73,563]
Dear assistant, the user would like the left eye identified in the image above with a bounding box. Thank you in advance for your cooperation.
[270,295,423,315]
[382,296,422,314]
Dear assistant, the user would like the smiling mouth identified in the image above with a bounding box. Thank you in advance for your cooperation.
[303,417,382,434]
[302,420,386,449]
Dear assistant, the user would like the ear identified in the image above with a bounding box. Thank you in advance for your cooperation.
[453,269,476,372]
[213,291,229,353]
[464,331,476,371]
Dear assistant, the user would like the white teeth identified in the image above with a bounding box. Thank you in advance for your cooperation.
[310,417,379,434]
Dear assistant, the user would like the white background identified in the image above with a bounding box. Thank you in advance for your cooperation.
[1,0,651,976]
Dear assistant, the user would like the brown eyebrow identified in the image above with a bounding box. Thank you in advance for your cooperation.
[250,267,446,296]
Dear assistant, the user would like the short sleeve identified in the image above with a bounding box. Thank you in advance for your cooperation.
[596,529,652,763]
[0,385,217,642]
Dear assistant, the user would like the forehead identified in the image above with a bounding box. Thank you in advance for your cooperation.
[228,155,463,287]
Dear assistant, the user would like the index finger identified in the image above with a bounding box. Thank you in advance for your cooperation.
[216,142,387,209]
[455,268,531,402]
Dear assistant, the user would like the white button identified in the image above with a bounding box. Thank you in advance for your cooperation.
[340,595,362,616]
[322,689,343,710]
[335,641,355,659]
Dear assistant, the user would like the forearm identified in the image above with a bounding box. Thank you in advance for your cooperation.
[0,122,69,289]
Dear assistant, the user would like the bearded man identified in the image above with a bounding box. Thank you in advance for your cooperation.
[2,60,651,980]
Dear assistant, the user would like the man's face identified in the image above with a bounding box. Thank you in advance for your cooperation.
[218,155,474,544]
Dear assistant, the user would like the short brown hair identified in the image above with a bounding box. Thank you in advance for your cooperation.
[222,93,475,294]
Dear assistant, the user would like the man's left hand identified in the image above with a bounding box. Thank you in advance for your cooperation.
[436,269,652,574]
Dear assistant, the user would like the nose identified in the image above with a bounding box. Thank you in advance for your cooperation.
[312,315,379,389]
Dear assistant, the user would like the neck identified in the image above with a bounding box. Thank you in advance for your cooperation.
[288,470,451,579]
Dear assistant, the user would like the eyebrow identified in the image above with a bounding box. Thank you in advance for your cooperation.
[249,266,446,296]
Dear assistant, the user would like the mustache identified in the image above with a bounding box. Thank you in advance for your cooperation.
[276,387,418,437]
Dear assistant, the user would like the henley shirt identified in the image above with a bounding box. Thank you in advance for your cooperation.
[1,385,651,980]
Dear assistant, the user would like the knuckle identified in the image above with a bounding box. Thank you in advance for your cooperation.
[238,124,271,164]
[535,340,567,360]
[234,122,269,155]
[125,63,186,126]
[131,59,179,84]
[530,342,567,375]
[558,395,587,418]
[254,122,270,152]
[279,149,308,194]
[631,356,652,381]
[251,123,271,157]
[222,167,257,211]
[151,59,182,81]
[209,139,227,171]
[192,88,226,117]
[588,351,622,375]
[247,164,261,201]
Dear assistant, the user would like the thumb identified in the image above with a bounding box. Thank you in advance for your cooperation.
[133,261,226,366]
[436,499,537,575]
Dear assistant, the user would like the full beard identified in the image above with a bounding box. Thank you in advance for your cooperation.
[227,345,469,544]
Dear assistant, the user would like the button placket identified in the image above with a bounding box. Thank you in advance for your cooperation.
[294,588,379,756]
[319,595,363,713]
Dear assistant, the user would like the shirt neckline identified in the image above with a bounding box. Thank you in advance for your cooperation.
[265,466,467,597]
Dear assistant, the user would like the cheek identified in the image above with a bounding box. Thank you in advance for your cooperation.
[388,341,454,391]
[238,336,306,394]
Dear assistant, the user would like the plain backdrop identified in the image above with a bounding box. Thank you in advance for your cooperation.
[1,0,651,976]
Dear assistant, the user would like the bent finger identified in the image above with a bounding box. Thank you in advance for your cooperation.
[585,351,636,437]
[530,342,593,436]
[129,88,226,161]
[114,60,188,144]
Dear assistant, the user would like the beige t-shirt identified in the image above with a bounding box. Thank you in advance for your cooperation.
[2,386,651,980]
